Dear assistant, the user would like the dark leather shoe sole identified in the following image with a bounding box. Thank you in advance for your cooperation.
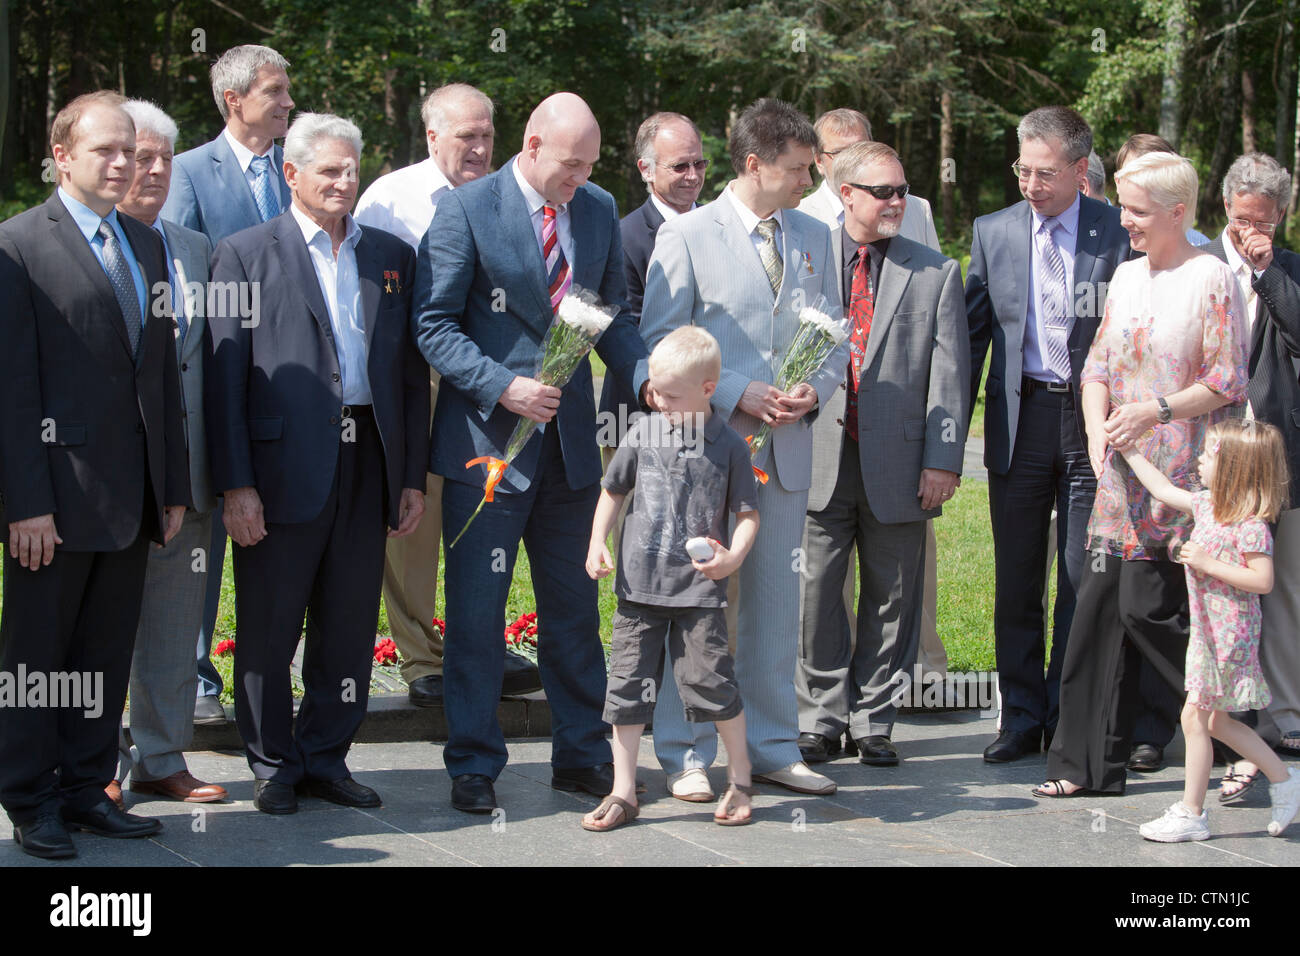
[450,776,497,813]
[62,814,162,839]
[551,773,613,796]
[859,752,900,766]
[13,826,76,859]
[303,779,382,808]
[1127,747,1164,773]
[253,783,298,815]
[983,732,1042,764]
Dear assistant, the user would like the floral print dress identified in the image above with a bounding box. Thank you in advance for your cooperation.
[1184,492,1273,711]
[1082,254,1249,559]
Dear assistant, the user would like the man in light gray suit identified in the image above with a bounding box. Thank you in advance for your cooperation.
[638,98,849,797]
[796,142,969,766]
[112,100,226,805]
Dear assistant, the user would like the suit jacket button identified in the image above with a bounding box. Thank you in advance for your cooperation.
[180,362,189,371]
[332,373,340,382]
[835,418,843,425]
[330,416,339,425]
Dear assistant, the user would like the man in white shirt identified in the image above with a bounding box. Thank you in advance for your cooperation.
[354,85,538,707]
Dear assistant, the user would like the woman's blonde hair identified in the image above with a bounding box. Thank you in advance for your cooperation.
[1205,419,1289,524]
[1114,151,1198,225]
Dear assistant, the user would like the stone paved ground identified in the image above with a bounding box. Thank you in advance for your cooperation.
[6,710,1296,867]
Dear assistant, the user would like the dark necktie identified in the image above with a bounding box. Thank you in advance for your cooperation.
[97,220,142,359]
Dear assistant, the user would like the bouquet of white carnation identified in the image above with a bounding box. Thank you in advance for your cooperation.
[746,297,849,484]
[449,288,616,547]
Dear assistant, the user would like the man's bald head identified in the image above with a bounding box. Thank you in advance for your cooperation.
[518,92,601,205]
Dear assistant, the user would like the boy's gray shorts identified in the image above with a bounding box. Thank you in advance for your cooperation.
[603,601,742,726]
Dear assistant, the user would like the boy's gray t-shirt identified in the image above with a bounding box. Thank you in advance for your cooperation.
[602,411,760,607]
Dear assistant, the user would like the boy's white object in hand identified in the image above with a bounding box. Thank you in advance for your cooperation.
[685,536,715,562]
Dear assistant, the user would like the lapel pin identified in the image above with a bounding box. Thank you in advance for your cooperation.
[802,251,813,274]
[1089,229,1097,237]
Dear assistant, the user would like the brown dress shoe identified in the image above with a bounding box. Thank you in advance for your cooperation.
[105,780,125,811]
[130,770,227,803]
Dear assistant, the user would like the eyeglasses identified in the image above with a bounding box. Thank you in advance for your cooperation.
[846,182,909,200]
[658,159,709,174]
[1012,162,1069,182]
[1228,217,1278,235]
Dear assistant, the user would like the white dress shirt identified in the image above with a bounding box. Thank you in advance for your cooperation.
[512,157,575,269]
[354,157,453,251]
[223,128,278,197]
[1023,192,1080,382]
[724,181,785,260]
[1219,226,1261,329]
[290,204,371,405]
[649,193,693,222]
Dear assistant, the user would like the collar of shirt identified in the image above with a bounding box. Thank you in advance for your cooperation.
[649,193,693,222]
[59,187,119,242]
[1219,226,1260,278]
[421,157,454,205]
[725,181,784,237]
[223,127,274,174]
[840,230,888,270]
[815,179,844,225]
[290,202,361,255]
[512,155,562,217]
[1030,191,1080,244]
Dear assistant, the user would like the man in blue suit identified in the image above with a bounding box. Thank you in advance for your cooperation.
[414,92,649,813]
[965,107,1130,763]
[160,43,294,727]
[205,113,429,814]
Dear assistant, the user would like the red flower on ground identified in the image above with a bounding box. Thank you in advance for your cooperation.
[504,613,539,648]
[374,637,398,666]
[214,639,236,656]
[430,618,445,635]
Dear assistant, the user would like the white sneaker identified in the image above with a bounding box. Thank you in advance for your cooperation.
[752,761,837,795]
[1139,802,1210,842]
[1268,767,1300,836]
[667,768,714,802]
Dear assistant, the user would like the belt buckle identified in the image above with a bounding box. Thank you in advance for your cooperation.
[1045,381,1070,393]
[342,404,353,418]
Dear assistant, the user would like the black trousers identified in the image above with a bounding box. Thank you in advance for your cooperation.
[231,408,388,784]
[0,526,151,826]
[988,385,1095,738]
[1046,551,1189,793]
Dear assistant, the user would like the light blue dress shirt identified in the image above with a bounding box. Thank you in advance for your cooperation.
[59,186,148,323]
[290,203,371,405]
[1023,192,1080,383]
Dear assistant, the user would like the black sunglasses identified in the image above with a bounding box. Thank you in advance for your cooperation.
[846,182,909,200]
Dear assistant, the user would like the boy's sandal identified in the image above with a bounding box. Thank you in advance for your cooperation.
[1032,779,1086,798]
[1219,764,1260,804]
[714,782,756,826]
[581,795,638,832]
[1277,733,1300,756]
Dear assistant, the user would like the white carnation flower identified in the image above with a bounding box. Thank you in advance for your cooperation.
[558,295,614,337]
[799,306,848,345]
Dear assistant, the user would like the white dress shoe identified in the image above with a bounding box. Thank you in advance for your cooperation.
[753,761,837,795]
[667,768,715,802]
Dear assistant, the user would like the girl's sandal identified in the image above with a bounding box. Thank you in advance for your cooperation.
[714,782,755,826]
[581,795,639,832]
[1218,763,1260,804]
[1032,779,1086,798]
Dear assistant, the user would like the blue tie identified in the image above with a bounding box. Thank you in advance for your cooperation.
[250,154,280,222]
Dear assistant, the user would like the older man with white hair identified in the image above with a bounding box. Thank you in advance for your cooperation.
[111,99,227,807]
[354,84,542,707]
[206,113,430,814]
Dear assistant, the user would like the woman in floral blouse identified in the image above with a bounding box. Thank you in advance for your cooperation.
[1037,151,1249,797]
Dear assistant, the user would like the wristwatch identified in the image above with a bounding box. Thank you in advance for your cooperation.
[1156,397,1173,424]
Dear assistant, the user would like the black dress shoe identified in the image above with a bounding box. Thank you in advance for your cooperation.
[303,776,382,808]
[843,733,859,757]
[552,763,614,796]
[983,729,1042,763]
[408,674,444,707]
[501,650,543,696]
[1127,743,1164,773]
[451,774,497,813]
[13,807,76,859]
[253,780,298,815]
[855,735,899,766]
[62,799,163,838]
[797,732,840,763]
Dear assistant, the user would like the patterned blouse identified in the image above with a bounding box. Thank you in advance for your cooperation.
[1082,254,1249,559]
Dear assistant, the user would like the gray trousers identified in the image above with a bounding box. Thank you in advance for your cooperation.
[797,443,926,739]
[1257,508,1300,742]
[119,509,213,782]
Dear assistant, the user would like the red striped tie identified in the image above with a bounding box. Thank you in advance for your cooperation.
[543,204,571,318]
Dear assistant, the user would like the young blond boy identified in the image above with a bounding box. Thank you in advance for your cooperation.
[584,326,760,830]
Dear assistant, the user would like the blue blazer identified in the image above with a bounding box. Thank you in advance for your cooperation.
[413,159,648,494]
[205,212,431,528]
[162,133,291,245]
[965,194,1129,475]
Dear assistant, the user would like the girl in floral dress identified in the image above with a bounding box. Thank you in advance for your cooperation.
[1121,420,1300,841]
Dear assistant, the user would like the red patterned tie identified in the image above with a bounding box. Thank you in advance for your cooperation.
[543,204,571,318]
[843,245,874,440]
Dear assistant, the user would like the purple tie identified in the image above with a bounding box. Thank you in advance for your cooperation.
[1036,217,1072,382]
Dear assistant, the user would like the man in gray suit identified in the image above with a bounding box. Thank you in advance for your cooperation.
[112,100,226,805]
[639,98,848,797]
[796,142,969,765]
